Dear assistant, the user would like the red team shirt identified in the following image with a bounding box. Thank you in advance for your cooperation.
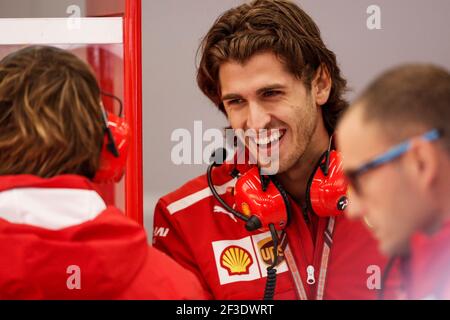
[1,171,445,299]
[0,175,208,300]
[153,164,395,300]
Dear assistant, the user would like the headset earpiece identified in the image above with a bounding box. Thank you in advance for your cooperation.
[233,167,290,231]
[93,111,130,184]
[306,150,348,217]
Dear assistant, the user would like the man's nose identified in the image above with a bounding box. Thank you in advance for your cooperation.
[246,102,271,130]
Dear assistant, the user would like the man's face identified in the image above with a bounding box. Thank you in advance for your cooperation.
[337,107,429,256]
[219,52,320,174]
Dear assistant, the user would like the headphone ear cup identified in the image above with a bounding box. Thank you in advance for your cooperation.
[233,167,290,231]
[306,150,348,217]
[93,112,130,184]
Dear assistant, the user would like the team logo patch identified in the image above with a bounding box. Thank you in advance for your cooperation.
[212,232,290,285]
[257,238,285,267]
[337,196,349,211]
[252,232,289,277]
[212,236,260,285]
[213,205,237,222]
[153,226,169,237]
[220,246,253,276]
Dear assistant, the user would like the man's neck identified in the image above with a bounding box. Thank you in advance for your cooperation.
[277,124,330,204]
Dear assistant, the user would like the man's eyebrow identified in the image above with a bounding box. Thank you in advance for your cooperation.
[221,93,243,101]
[221,84,287,101]
[256,84,287,95]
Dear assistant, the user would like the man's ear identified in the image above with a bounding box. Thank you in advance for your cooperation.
[406,138,439,191]
[312,64,332,106]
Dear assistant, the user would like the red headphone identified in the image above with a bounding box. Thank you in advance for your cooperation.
[232,167,291,231]
[307,150,349,217]
[92,99,130,184]
[207,146,348,232]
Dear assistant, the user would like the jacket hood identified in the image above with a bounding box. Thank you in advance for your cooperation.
[0,175,148,299]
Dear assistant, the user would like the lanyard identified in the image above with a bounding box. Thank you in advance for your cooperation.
[284,217,336,300]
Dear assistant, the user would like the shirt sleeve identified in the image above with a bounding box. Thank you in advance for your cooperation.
[153,198,213,298]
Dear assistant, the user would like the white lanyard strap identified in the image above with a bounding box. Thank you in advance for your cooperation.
[316,217,336,300]
[284,245,309,300]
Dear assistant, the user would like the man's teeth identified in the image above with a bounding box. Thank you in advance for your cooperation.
[253,131,285,146]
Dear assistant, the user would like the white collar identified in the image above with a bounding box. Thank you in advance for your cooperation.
[0,187,106,230]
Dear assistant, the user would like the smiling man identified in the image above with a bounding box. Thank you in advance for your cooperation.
[153,0,394,300]
[337,64,450,299]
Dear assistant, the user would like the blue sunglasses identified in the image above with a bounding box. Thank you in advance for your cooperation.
[344,129,442,194]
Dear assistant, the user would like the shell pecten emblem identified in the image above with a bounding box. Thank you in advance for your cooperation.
[220,245,253,276]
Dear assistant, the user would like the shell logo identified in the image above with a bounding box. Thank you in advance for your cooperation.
[220,245,253,276]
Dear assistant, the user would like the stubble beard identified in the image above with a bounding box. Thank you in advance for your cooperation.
[277,99,318,175]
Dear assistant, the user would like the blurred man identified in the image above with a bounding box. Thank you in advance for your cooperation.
[154,0,395,299]
[0,46,208,299]
[337,64,450,299]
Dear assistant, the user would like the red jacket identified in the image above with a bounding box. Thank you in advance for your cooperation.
[0,175,208,300]
[405,221,450,299]
[153,164,397,300]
